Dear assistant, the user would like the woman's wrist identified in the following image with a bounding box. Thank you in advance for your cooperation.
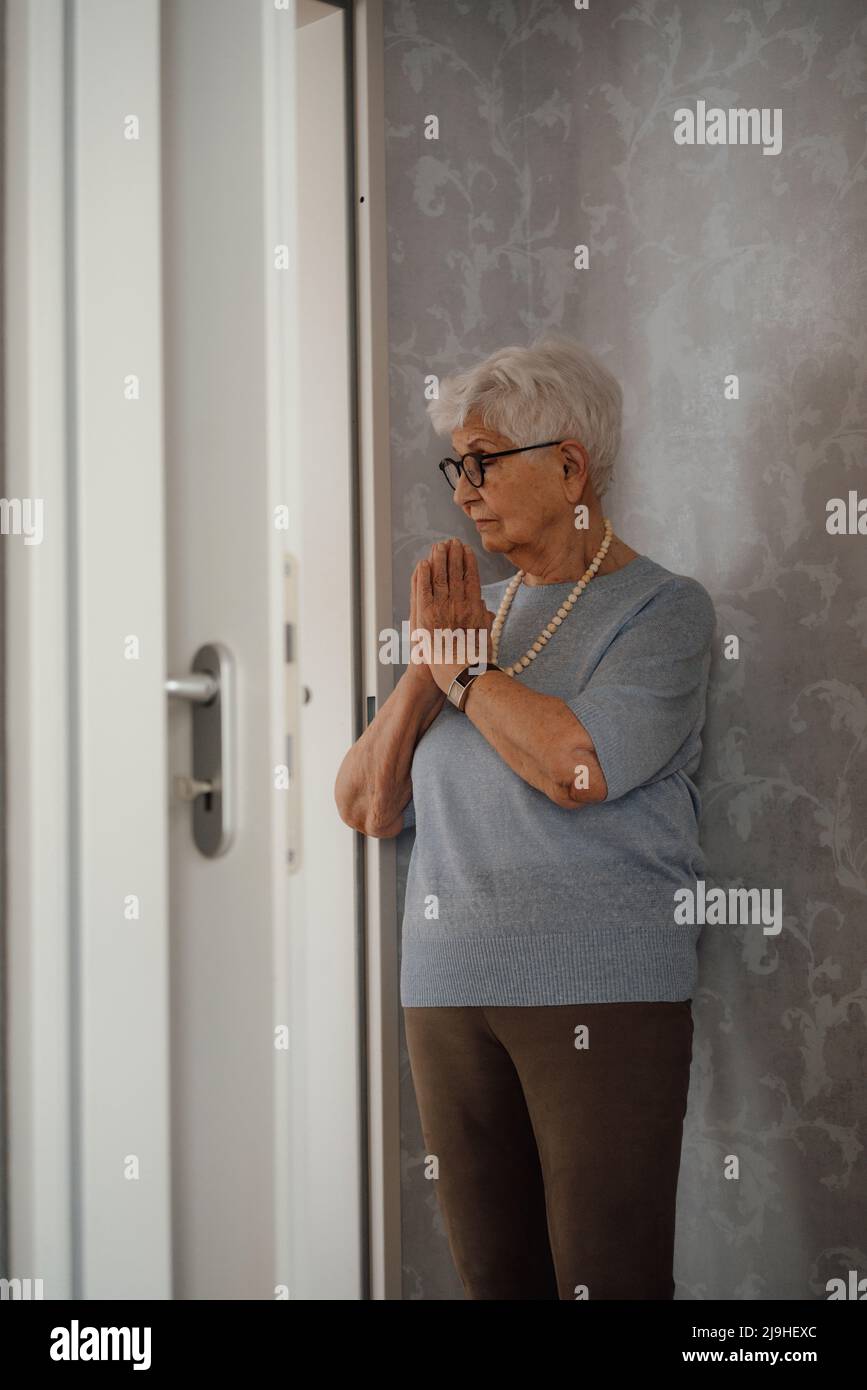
[401,660,446,708]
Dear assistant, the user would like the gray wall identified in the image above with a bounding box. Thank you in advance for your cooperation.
[385,0,867,1299]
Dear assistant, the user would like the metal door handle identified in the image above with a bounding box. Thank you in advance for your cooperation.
[172,774,215,802]
[165,673,218,704]
[166,642,234,857]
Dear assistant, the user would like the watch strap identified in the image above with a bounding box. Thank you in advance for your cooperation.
[446,662,502,711]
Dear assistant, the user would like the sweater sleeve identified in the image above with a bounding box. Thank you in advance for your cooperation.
[401,795,416,829]
[565,578,716,803]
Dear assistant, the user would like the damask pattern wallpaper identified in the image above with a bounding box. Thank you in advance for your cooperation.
[384,0,866,1299]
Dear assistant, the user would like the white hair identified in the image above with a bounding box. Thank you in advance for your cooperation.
[426,331,623,498]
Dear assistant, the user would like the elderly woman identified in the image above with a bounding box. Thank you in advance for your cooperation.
[334,333,715,1301]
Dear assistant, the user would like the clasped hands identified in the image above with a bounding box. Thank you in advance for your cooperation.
[410,538,497,697]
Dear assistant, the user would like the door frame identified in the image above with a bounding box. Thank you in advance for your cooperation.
[5,0,74,1298]
[351,0,403,1302]
[4,0,171,1298]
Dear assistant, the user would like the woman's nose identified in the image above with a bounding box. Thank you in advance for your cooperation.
[454,471,479,504]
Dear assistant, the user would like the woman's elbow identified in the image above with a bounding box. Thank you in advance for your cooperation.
[337,806,404,838]
[364,786,407,837]
[364,813,405,839]
[333,758,371,832]
[334,772,404,838]
[548,749,608,808]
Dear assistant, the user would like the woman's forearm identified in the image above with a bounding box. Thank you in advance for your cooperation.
[456,667,607,807]
[334,666,445,835]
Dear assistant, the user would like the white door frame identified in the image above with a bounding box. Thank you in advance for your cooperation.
[5,0,74,1299]
[5,0,170,1298]
[352,0,404,1301]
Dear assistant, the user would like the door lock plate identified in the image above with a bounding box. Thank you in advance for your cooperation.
[167,642,234,857]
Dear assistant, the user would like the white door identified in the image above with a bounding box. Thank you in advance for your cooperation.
[162,0,363,1301]
[6,0,368,1300]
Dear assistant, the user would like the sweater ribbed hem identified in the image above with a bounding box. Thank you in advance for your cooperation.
[399,925,700,1007]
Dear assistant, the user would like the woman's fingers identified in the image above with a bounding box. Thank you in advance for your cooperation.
[416,558,433,619]
[419,538,485,630]
[461,543,483,600]
[447,537,464,594]
[429,541,450,595]
[410,564,417,633]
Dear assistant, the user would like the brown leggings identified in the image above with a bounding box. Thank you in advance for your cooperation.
[404,1000,694,1300]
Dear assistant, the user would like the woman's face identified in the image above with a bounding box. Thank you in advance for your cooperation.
[449,413,586,557]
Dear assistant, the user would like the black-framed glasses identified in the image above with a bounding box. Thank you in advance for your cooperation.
[438,439,566,491]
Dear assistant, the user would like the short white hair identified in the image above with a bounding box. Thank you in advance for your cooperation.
[426,331,623,498]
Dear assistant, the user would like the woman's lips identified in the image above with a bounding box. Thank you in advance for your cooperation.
[474,518,496,526]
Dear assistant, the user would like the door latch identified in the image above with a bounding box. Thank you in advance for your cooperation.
[166,642,234,857]
[172,775,214,802]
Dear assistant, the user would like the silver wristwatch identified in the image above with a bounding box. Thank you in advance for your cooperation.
[446,661,503,712]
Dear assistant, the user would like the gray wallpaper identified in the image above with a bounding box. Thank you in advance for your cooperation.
[384,0,867,1299]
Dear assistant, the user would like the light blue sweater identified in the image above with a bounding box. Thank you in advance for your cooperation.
[398,553,716,1007]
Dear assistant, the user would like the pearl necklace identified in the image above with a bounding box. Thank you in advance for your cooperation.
[491,518,614,675]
